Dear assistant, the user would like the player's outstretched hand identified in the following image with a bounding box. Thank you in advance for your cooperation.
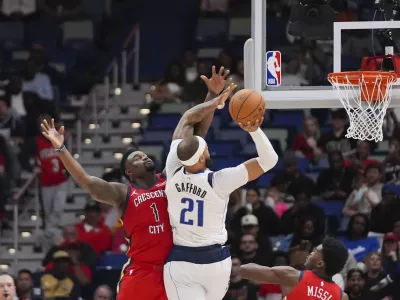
[217,83,237,109]
[201,66,232,95]
[238,118,264,132]
[41,118,65,149]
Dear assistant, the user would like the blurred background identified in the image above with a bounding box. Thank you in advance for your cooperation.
[0,0,399,299]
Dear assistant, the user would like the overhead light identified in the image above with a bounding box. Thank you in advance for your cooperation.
[114,153,123,160]
[88,123,96,130]
[139,108,150,115]
[131,122,141,129]
[31,215,37,221]
[8,248,16,254]
[114,87,121,95]
[122,138,132,145]
[84,138,92,144]
[79,215,85,220]
[21,232,31,238]
[73,153,80,159]
[0,264,9,270]
[150,85,156,91]
[104,167,113,173]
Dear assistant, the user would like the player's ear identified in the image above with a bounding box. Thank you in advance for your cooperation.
[125,169,132,177]
[317,260,324,269]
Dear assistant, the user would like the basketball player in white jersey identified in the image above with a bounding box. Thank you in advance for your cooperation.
[163,91,279,299]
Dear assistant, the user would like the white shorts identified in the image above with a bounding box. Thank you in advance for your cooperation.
[164,257,231,300]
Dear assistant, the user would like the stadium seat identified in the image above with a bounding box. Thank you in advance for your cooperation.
[208,141,240,156]
[272,111,304,128]
[141,130,172,146]
[256,173,276,188]
[228,18,251,37]
[0,22,24,50]
[99,253,127,268]
[148,114,181,130]
[63,20,94,50]
[314,200,344,222]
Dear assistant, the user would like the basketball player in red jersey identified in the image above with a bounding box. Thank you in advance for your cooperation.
[239,237,350,300]
[40,66,233,300]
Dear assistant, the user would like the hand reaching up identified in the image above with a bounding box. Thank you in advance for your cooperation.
[41,119,65,149]
[217,83,237,109]
[201,66,232,95]
[238,118,264,132]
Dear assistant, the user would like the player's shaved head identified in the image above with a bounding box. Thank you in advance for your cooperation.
[177,136,200,161]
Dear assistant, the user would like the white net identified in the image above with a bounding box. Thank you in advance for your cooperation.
[328,72,397,142]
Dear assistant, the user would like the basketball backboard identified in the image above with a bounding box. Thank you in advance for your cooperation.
[244,0,400,109]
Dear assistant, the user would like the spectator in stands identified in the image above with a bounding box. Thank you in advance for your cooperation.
[0,273,16,300]
[343,164,382,217]
[229,60,245,91]
[363,252,388,300]
[93,285,113,300]
[3,76,24,118]
[280,60,309,87]
[345,268,374,300]
[201,0,229,14]
[370,189,400,234]
[316,150,356,201]
[352,141,379,172]
[0,96,25,140]
[380,233,400,299]
[216,50,234,72]
[16,269,43,300]
[340,252,358,283]
[232,188,280,236]
[149,62,186,102]
[318,109,357,154]
[292,116,322,161]
[43,225,97,271]
[40,251,81,300]
[180,61,210,104]
[280,191,325,236]
[258,252,288,300]
[264,186,288,218]
[182,50,198,83]
[340,213,380,262]
[394,219,400,240]
[0,134,19,220]
[383,137,400,184]
[75,201,112,257]
[271,151,315,200]
[238,233,269,266]
[223,255,258,300]
[44,244,92,287]
[22,59,54,102]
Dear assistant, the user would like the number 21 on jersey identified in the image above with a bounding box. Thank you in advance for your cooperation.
[179,198,204,227]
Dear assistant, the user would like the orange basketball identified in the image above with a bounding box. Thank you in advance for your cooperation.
[229,89,266,124]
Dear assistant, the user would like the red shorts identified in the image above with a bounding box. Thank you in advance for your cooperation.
[117,263,167,300]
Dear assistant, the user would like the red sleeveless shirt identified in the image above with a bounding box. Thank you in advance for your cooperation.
[286,270,342,300]
[121,174,173,265]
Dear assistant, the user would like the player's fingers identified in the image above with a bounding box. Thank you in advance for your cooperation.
[218,66,224,76]
[212,65,216,76]
[59,126,65,135]
[200,75,208,82]
[40,123,48,133]
[42,120,50,131]
[42,131,49,138]
[51,118,55,128]
[223,69,230,78]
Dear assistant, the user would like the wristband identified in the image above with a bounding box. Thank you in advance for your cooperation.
[55,145,66,152]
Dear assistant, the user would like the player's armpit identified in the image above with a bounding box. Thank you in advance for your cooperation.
[85,177,127,208]
[239,264,299,285]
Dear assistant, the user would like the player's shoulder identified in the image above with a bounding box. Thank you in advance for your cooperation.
[341,292,349,300]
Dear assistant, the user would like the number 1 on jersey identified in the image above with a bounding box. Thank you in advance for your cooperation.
[150,203,159,222]
[180,198,204,227]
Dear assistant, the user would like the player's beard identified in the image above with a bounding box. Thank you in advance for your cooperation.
[205,157,213,168]
[144,162,156,172]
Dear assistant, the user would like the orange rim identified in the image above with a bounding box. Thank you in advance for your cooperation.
[328,71,398,101]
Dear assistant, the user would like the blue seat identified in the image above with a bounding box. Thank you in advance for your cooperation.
[0,22,24,50]
[99,253,127,268]
[149,114,181,130]
[305,172,319,183]
[256,172,276,188]
[212,157,244,170]
[242,139,283,157]
[315,200,344,222]
[218,128,248,144]
[208,141,240,156]
[141,130,172,145]
[272,111,304,127]
[297,158,310,172]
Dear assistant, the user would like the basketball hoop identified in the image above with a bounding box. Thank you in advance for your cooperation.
[328,71,398,142]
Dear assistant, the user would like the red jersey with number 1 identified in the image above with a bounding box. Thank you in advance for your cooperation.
[285,270,342,300]
[121,173,173,265]
[36,136,67,187]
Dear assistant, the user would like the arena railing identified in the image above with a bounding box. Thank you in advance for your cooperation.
[68,23,140,190]
[11,169,40,270]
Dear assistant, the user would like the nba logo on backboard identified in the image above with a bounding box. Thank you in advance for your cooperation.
[266,51,281,87]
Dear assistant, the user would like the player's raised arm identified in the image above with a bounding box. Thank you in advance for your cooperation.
[240,120,279,181]
[164,84,236,179]
[194,66,231,138]
[239,264,299,285]
[172,83,236,141]
[41,119,127,208]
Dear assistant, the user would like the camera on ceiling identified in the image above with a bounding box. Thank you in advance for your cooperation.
[288,0,339,40]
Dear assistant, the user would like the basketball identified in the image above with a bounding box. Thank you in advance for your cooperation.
[229,89,266,124]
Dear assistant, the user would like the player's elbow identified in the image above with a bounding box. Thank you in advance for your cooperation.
[259,151,279,173]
